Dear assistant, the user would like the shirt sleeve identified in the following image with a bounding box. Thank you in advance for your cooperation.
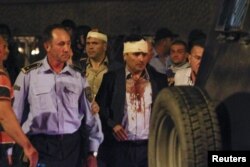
[12,72,29,123]
[80,77,104,152]
[0,74,12,101]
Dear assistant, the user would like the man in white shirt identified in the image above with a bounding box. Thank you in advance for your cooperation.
[167,40,190,85]
[96,34,167,167]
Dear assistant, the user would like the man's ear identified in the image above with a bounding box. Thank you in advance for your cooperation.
[44,42,51,52]
[103,42,107,51]
[123,54,127,61]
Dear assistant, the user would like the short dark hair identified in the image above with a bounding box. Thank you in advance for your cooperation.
[0,24,11,40]
[188,41,205,53]
[61,19,76,30]
[188,29,207,51]
[0,34,7,42]
[123,34,145,43]
[76,25,91,38]
[171,40,188,52]
[155,28,178,43]
[42,24,68,43]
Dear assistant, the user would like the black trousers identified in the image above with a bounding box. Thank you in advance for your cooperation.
[29,130,82,167]
[98,140,148,167]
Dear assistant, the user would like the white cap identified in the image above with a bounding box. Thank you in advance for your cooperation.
[123,39,148,54]
[87,31,108,42]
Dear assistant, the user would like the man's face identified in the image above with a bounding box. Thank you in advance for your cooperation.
[86,37,107,59]
[0,37,9,61]
[188,45,204,75]
[45,28,71,63]
[170,44,188,65]
[124,52,149,74]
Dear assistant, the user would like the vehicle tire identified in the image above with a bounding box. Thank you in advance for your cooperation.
[148,86,221,167]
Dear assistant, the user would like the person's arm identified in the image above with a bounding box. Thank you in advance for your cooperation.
[0,100,38,167]
[80,77,104,167]
[12,71,28,122]
[0,72,38,167]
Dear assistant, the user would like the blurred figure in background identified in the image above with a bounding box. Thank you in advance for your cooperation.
[0,35,38,167]
[72,25,91,64]
[0,23,25,84]
[61,19,76,39]
[145,37,154,61]
[61,19,77,65]
[175,41,205,86]
[187,29,207,51]
[166,40,190,86]
[109,34,126,65]
[149,27,178,74]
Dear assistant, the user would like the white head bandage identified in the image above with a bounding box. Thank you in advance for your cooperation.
[123,39,148,54]
[87,31,108,42]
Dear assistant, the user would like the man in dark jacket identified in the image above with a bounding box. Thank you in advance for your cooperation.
[96,34,168,167]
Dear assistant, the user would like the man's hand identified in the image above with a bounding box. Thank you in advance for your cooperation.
[91,101,99,114]
[23,144,38,167]
[113,124,128,141]
[86,155,97,167]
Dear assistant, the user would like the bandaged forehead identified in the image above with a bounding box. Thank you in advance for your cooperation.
[87,31,108,42]
[123,39,148,54]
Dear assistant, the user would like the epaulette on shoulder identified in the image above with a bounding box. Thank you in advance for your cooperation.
[21,62,42,74]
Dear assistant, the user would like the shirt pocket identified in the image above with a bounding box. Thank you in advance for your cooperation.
[32,86,53,111]
[63,85,81,108]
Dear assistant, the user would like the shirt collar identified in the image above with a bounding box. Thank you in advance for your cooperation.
[39,56,74,76]
[125,67,150,80]
[86,56,109,67]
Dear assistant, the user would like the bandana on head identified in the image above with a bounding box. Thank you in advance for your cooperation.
[87,31,108,42]
[123,39,148,54]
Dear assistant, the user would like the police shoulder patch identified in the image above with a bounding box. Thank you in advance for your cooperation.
[21,62,42,74]
[13,84,21,91]
[84,86,93,102]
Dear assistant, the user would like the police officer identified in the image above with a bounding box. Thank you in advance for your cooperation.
[12,24,103,167]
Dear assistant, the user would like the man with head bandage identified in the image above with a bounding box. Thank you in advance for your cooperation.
[79,30,122,165]
[95,34,168,167]
[80,31,121,100]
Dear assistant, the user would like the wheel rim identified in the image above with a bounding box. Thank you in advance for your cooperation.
[155,113,182,167]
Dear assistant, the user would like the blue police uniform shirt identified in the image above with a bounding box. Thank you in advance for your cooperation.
[13,57,103,151]
[149,48,172,74]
